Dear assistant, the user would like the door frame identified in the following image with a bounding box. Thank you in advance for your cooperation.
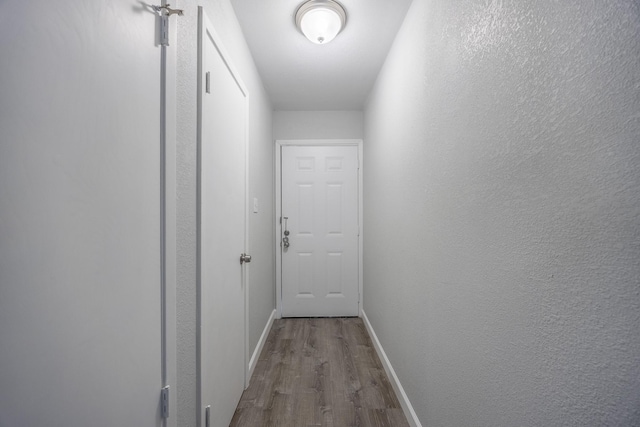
[275,139,363,319]
[196,7,251,420]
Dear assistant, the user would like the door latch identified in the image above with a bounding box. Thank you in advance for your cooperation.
[240,253,252,264]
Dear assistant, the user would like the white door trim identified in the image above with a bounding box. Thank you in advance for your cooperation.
[196,8,251,420]
[275,139,363,319]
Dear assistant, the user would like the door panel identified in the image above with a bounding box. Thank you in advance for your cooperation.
[198,10,247,427]
[281,145,359,317]
[0,2,164,425]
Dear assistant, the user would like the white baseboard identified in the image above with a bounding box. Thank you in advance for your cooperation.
[247,309,276,380]
[361,310,422,427]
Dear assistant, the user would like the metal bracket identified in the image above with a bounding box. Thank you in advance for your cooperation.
[152,4,184,16]
[161,385,170,418]
[152,4,184,46]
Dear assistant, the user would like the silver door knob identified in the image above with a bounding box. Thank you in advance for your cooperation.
[240,253,252,264]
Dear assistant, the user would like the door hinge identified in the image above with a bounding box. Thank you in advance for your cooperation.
[205,71,211,93]
[152,4,184,46]
[161,385,170,419]
[160,14,170,45]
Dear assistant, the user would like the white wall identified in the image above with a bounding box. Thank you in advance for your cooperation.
[274,110,363,140]
[0,1,272,425]
[176,2,274,426]
[0,1,176,426]
[364,0,640,426]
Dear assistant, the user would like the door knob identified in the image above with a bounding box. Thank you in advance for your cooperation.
[240,253,252,264]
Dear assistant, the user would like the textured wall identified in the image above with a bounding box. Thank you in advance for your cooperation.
[176,1,274,426]
[274,110,363,140]
[363,0,640,425]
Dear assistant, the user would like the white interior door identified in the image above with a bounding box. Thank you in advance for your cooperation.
[0,3,168,426]
[198,9,247,427]
[281,145,359,317]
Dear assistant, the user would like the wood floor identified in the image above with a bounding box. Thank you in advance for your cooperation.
[230,317,410,427]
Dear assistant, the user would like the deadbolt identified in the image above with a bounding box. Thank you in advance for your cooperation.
[283,216,290,247]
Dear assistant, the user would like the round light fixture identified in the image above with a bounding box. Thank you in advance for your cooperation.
[295,0,347,45]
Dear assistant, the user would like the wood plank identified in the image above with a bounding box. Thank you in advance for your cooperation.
[230,318,410,427]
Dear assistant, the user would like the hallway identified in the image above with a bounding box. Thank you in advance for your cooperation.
[231,318,409,427]
[1,0,639,426]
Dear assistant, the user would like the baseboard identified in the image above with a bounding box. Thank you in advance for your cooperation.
[248,309,276,380]
[361,310,422,427]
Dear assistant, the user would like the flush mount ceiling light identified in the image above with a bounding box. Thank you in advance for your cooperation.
[295,0,347,45]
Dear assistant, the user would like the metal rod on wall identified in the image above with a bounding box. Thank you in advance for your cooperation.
[152,2,182,424]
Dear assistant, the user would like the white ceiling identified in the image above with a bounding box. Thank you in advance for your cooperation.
[230,0,413,111]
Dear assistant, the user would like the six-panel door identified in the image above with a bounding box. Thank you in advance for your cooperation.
[281,145,359,317]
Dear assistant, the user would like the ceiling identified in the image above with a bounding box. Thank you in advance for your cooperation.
[230,0,413,111]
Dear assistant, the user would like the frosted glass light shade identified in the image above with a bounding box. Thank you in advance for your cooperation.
[295,0,347,44]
